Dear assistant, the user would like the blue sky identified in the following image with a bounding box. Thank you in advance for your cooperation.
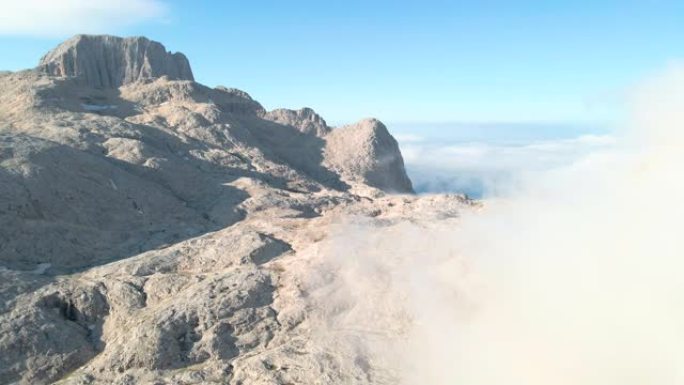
[1,0,683,127]
[1,0,680,196]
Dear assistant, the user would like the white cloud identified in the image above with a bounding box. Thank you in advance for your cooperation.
[399,134,615,197]
[304,64,684,385]
[393,133,424,143]
[0,0,169,37]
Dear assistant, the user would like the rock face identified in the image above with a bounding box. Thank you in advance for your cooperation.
[38,35,194,88]
[264,107,330,136]
[325,118,414,193]
[0,35,462,385]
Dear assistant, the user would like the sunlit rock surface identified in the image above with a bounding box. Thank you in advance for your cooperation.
[0,35,469,384]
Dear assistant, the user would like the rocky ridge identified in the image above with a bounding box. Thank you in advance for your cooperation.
[0,35,471,384]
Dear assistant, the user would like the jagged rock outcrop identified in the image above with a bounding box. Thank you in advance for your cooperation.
[264,107,330,136]
[38,35,194,88]
[0,35,462,385]
[325,118,414,193]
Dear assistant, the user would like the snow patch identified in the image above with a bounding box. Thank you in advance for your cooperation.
[81,103,118,112]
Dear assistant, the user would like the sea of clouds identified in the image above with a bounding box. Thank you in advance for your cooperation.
[393,123,615,198]
[305,64,684,384]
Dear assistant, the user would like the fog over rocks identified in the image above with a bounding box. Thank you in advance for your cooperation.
[0,35,469,384]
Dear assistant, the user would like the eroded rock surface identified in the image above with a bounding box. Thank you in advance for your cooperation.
[0,35,465,385]
[264,108,330,136]
[39,35,194,88]
[325,118,414,193]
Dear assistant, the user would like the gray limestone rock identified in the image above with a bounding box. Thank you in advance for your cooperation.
[38,35,194,88]
[264,107,330,136]
[325,118,414,193]
[0,34,463,385]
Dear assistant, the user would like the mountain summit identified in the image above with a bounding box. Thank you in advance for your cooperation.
[38,35,194,88]
[0,35,466,385]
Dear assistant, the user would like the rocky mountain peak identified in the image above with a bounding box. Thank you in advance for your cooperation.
[38,34,194,88]
[0,34,467,385]
[325,118,414,193]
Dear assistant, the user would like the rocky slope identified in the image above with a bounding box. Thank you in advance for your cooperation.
[0,35,471,385]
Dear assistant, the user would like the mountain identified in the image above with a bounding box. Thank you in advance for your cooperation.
[0,35,468,384]
[39,35,194,88]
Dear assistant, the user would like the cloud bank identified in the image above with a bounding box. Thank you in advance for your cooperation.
[0,0,169,37]
[304,64,684,384]
[401,134,615,197]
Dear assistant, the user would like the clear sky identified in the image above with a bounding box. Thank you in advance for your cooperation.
[1,0,683,126]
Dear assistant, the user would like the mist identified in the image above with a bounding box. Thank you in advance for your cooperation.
[303,64,684,384]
